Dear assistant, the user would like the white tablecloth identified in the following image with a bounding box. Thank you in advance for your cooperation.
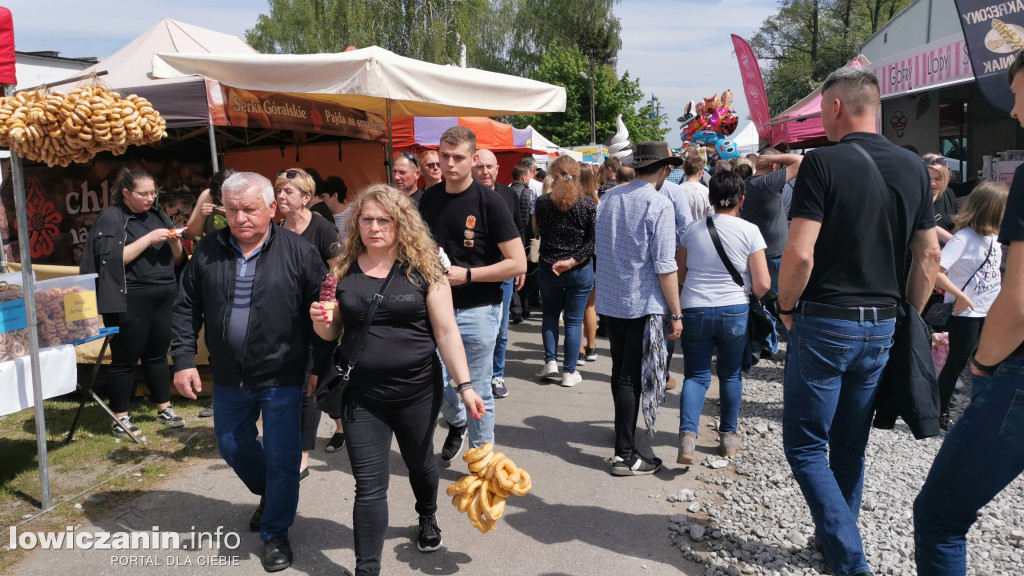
[0,345,77,416]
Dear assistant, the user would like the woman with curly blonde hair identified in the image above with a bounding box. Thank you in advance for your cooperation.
[310,184,481,573]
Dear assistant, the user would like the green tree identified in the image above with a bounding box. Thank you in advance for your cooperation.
[750,0,911,115]
[513,45,668,147]
[246,0,622,79]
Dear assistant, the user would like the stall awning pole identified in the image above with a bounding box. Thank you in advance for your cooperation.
[385,99,394,186]
[208,124,220,173]
[5,84,51,510]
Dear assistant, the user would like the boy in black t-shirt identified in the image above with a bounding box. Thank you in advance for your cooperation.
[418,126,526,462]
[913,50,1024,574]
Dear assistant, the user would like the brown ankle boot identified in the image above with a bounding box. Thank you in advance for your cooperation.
[720,432,742,457]
[677,431,697,464]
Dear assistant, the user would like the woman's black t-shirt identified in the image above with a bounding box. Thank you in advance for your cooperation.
[124,208,176,288]
[297,213,340,264]
[336,262,438,401]
[933,188,958,233]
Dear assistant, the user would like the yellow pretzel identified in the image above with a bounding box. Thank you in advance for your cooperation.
[458,478,482,513]
[463,442,493,464]
[490,477,512,498]
[486,455,510,480]
[510,470,532,496]
[481,489,506,521]
[467,451,494,474]
[446,474,478,497]
[451,494,461,508]
[484,453,506,479]
[495,459,518,491]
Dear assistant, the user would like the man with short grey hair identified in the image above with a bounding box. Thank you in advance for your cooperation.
[171,171,327,572]
[778,66,940,576]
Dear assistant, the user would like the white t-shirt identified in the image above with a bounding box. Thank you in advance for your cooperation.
[940,227,1002,317]
[680,181,713,222]
[681,214,767,309]
[527,178,544,215]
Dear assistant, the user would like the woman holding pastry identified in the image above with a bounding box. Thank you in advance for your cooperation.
[81,168,187,437]
[275,167,346,476]
[310,184,481,575]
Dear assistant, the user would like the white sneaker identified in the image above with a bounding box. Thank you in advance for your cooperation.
[538,360,560,380]
[576,356,586,366]
[561,371,582,387]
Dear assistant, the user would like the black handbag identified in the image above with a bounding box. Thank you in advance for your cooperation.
[850,142,940,438]
[706,216,778,341]
[921,239,993,328]
[314,261,401,417]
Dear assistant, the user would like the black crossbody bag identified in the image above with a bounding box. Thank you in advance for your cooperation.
[315,261,401,417]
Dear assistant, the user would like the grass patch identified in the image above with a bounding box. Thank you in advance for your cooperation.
[0,394,219,572]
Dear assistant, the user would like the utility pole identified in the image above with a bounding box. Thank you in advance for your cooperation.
[588,55,597,145]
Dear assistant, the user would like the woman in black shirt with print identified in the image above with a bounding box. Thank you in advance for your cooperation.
[309,184,482,575]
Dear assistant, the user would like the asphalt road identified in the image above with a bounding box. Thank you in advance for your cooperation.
[10,315,710,576]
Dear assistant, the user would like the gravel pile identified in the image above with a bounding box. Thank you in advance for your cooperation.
[665,356,1024,576]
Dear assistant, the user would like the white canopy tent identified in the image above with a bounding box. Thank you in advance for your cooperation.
[152,46,566,118]
[732,122,760,155]
[152,46,567,174]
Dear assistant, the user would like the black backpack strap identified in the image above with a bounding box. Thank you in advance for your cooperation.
[706,216,745,289]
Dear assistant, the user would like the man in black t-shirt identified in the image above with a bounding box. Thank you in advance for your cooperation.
[419,127,526,462]
[913,50,1024,574]
[777,67,940,576]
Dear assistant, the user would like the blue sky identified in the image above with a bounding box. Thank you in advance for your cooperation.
[5,0,781,147]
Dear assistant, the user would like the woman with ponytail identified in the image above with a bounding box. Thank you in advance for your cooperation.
[81,167,187,437]
[533,155,597,387]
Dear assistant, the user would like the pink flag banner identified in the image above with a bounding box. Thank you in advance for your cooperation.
[732,34,772,142]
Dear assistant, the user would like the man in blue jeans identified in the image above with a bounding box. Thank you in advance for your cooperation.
[777,67,939,576]
[419,127,526,462]
[171,172,327,572]
[912,53,1024,576]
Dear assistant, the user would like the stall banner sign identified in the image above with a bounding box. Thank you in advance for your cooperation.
[0,299,27,333]
[953,0,1024,114]
[731,34,775,142]
[0,154,211,267]
[570,146,609,164]
[206,80,387,141]
[870,34,973,98]
[63,291,96,322]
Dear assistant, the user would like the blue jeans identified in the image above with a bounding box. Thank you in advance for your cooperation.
[913,357,1024,575]
[782,308,895,576]
[213,384,302,541]
[766,255,781,295]
[538,265,594,373]
[441,303,500,447]
[492,279,513,378]
[680,304,748,434]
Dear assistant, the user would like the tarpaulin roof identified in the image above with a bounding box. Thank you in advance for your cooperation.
[769,55,870,148]
[390,116,545,153]
[66,18,257,127]
[151,45,567,118]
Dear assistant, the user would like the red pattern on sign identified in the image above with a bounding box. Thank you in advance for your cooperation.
[19,177,63,258]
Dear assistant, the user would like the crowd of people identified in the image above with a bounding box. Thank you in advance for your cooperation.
[74,55,1024,576]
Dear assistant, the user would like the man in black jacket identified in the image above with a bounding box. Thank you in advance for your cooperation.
[170,171,326,573]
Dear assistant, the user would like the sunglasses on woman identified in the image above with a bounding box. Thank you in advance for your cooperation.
[922,157,948,167]
[277,169,305,179]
